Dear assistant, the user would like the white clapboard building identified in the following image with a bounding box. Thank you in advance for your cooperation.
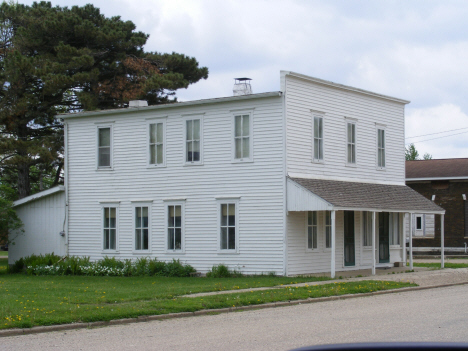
[13,71,445,276]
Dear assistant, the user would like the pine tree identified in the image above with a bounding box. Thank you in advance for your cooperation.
[0,2,208,199]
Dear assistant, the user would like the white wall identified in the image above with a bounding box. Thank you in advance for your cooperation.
[66,95,286,274]
[9,190,66,264]
[284,74,406,185]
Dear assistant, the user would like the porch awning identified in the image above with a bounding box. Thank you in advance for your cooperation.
[287,177,445,214]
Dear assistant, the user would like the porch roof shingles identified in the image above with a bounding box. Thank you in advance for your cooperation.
[290,177,444,213]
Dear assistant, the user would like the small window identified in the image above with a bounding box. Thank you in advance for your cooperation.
[220,203,236,250]
[135,206,149,251]
[325,211,331,248]
[307,211,318,249]
[378,129,385,168]
[416,215,423,230]
[167,205,182,250]
[98,127,111,168]
[234,114,250,160]
[186,119,201,163]
[103,207,117,250]
[347,122,356,164]
[362,212,373,247]
[149,122,164,165]
[313,116,324,161]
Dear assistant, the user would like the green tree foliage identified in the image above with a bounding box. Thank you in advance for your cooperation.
[0,1,208,199]
[405,143,432,161]
[0,184,22,246]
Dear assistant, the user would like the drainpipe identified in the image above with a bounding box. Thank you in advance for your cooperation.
[64,121,69,256]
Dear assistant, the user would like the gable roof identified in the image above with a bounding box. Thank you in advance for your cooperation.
[289,178,444,213]
[13,186,65,208]
[406,158,468,180]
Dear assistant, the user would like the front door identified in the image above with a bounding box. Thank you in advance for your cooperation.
[344,211,355,266]
[379,212,390,263]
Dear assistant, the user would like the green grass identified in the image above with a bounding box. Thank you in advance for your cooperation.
[413,262,468,269]
[0,273,414,330]
[0,251,7,257]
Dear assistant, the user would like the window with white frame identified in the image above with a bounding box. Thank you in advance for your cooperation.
[167,205,182,251]
[313,116,324,161]
[377,128,385,168]
[325,211,331,248]
[103,207,117,250]
[362,211,373,247]
[149,122,164,165]
[220,203,236,250]
[307,211,318,249]
[98,127,111,168]
[389,213,400,245]
[234,114,251,160]
[135,206,149,251]
[186,118,201,163]
[347,122,356,164]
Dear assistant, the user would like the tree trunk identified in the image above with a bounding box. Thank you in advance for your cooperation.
[17,161,30,199]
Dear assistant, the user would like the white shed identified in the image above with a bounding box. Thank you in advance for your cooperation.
[9,186,66,265]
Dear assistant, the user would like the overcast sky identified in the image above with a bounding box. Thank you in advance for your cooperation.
[22,0,468,159]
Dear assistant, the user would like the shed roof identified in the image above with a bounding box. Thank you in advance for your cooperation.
[406,158,468,180]
[13,186,65,208]
[289,178,444,213]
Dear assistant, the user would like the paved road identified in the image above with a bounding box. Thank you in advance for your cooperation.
[2,284,468,351]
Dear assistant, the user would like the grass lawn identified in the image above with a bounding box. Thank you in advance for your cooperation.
[0,270,415,330]
[413,262,468,269]
[0,251,7,257]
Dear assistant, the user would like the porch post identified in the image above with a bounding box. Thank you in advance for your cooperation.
[441,214,445,269]
[331,210,336,279]
[371,211,376,275]
[402,213,407,265]
[409,213,413,270]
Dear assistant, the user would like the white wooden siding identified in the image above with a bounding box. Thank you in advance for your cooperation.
[405,214,435,238]
[9,190,66,264]
[284,75,406,185]
[66,96,285,274]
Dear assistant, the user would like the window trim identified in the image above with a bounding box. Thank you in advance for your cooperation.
[377,127,386,170]
[306,211,318,251]
[313,115,324,163]
[132,202,152,254]
[217,199,239,254]
[231,110,254,163]
[147,117,167,168]
[101,203,119,253]
[96,124,114,170]
[346,120,356,166]
[183,114,204,165]
[164,201,185,254]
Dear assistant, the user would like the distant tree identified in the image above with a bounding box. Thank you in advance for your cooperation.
[423,153,433,160]
[405,143,432,161]
[0,2,208,199]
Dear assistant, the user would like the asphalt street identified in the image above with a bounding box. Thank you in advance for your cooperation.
[2,284,468,351]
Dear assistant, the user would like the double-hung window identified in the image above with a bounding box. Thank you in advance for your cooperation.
[135,206,149,251]
[347,122,356,164]
[377,128,385,168]
[234,113,252,161]
[307,211,318,249]
[389,213,400,245]
[185,117,202,164]
[362,211,373,247]
[167,204,183,251]
[325,211,331,248]
[97,126,112,168]
[103,206,117,250]
[220,203,237,251]
[313,116,324,162]
[149,121,165,166]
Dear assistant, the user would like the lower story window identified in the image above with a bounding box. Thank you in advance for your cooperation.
[103,207,117,250]
[168,205,182,250]
[307,211,317,249]
[362,212,373,246]
[135,206,149,250]
[220,203,236,250]
[389,213,400,245]
[325,211,331,248]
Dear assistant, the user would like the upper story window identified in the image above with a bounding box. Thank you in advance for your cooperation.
[377,128,385,168]
[346,122,356,164]
[234,113,252,161]
[185,117,202,164]
[149,121,165,166]
[313,116,323,162]
[98,126,112,168]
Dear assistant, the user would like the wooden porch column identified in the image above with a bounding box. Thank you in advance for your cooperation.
[402,213,407,265]
[441,214,445,269]
[409,213,413,270]
[331,210,336,279]
[371,211,376,275]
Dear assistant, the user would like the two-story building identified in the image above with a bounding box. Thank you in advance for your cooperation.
[51,71,444,277]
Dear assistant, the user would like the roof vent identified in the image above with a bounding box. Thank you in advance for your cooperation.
[233,78,252,96]
[129,100,148,108]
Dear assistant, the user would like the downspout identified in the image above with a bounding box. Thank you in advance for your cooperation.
[64,121,69,256]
